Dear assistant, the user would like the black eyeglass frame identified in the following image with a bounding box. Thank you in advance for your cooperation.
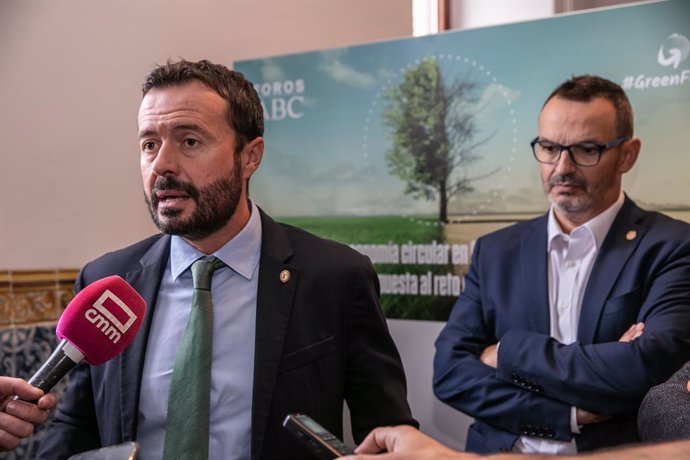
[530,136,630,167]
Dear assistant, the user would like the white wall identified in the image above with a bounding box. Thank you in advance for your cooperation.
[0,0,412,270]
[449,0,554,30]
[388,319,473,451]
[447,0,644,31]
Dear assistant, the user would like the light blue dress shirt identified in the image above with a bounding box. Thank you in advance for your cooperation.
[136,202,262,460]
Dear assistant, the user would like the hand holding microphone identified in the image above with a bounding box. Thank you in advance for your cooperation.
[0,377,55,451]
[0,276,146,451]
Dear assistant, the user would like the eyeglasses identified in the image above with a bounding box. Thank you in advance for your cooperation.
[530,136,629,167]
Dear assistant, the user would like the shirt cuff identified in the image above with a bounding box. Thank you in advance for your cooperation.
[570,407,581,434]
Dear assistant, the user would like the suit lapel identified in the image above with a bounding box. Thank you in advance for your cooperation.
[578,198,646,343]
[520,215,550,334]
[251,209,298,460]
[119,235,170,441]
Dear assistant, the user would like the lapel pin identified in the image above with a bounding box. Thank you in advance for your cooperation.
[279,270,291,283]
[626,230,637,241]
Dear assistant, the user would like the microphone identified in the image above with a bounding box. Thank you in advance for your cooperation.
[24,275,146,393]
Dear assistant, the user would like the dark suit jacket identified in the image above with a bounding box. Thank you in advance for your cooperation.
[433,197,690,453]
[37,209,416,459]
[638,361,690,442]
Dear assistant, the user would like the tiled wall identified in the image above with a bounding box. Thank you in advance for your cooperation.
[0,269,78,459]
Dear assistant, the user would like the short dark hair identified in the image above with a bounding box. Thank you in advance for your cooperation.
[142,59,264,152]
[543,75,634,137]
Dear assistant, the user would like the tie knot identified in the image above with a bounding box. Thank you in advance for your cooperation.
[191,257,224,290]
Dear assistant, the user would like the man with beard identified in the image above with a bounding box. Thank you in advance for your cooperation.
[36,59,416,460]
[433,75,690,454]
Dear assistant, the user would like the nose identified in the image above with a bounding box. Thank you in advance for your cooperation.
[151,142,179,177]
[553,147,578,175]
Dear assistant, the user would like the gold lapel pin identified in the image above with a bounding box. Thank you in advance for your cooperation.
[626,230,637,241]
[279,270,291,283]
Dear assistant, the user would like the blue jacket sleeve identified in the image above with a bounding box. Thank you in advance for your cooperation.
[433,238,573,441]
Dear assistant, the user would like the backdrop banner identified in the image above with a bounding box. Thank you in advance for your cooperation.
[235,0,690,321]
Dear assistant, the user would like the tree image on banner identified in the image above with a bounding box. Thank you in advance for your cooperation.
[383,57,495,223]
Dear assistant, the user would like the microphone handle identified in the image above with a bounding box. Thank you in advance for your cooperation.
[26,339,85,393]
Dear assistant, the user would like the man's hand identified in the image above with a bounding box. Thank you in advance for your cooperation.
[575,408,611,425]
[618,322,644,343]
[339,425,474,460]
[0,377,56,451]
[480,344,498,369]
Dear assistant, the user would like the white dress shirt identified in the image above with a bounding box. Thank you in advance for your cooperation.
[513,193,624,455]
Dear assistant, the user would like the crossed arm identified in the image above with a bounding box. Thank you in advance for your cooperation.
[479,322,644,425]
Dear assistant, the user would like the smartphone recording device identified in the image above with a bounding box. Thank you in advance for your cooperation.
[283,413,355,459]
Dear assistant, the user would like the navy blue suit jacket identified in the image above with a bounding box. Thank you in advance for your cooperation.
[37,209,416,459]
[433,197,690,453]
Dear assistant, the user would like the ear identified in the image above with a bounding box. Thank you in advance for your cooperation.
[241,137,264,180]
[618,137,640,174]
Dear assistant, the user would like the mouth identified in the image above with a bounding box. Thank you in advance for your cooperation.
[549,176,584,195]
[551,183,580,193]
[148,176,199,213]
[154,190,191,208]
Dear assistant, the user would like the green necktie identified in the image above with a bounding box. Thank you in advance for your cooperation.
[163,257,224,460]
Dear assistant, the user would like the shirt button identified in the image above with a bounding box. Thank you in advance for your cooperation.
[565,260,575,268]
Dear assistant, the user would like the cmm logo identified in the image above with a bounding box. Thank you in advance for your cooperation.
[658,33,690,70]
[85,289,138,343]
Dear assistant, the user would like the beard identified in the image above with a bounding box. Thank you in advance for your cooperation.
[545,173,594,216]
[144,163,243,241]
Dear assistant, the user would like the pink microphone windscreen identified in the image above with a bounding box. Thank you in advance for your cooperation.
[56,276,146,365]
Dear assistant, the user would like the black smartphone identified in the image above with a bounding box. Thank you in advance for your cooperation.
[283,413,355,459]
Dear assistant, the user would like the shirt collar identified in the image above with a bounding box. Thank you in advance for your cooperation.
[170,201,262,281]
[547,192,625,251]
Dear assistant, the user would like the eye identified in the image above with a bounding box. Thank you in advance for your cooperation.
[574,143,599,156]
[142,141,157,152]
[183,138,199,147]
[538,142,559,155]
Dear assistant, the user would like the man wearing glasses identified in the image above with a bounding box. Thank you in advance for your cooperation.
[433,75,690,454]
